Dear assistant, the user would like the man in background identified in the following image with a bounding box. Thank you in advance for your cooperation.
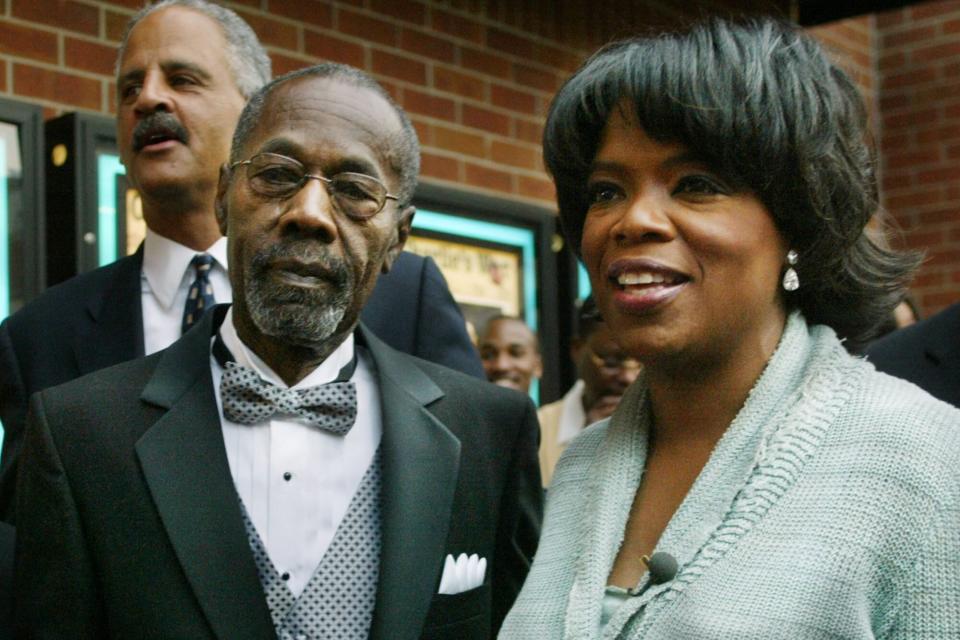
[479,315,542,394]
[0,0,258,520]
[0,0,480,521]
[537,297,641,486]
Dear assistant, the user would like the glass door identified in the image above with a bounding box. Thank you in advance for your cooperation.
[0,98,44,444]
[45,113,131,285]
[0,99,43,319]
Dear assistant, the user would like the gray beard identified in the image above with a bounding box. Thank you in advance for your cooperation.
[243,242,353,347]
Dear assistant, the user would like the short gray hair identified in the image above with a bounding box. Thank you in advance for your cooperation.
[231,63,421,209]
[116,0,271,99]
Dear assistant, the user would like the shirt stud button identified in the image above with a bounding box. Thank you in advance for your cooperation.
[283,471,292,481]
[281,572,290,581]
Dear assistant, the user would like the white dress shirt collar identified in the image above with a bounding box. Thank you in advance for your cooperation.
[218,307,355,389]
[142,228,228,311]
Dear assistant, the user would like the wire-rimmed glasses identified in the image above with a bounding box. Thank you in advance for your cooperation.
[230,152,398,220]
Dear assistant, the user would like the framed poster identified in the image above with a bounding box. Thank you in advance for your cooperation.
[409,210,535,338]
[411,183,568,404]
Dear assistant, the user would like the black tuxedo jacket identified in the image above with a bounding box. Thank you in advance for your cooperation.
[14,306,541,639]
[866,301,960,408]
[0,521,11,639]
[0,249,482,521]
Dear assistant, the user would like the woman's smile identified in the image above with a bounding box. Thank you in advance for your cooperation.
[607,258,689,315]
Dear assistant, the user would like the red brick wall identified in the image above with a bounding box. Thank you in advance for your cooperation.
[876,0,960,315]
[0,0,789,209]
[810,16,878,129]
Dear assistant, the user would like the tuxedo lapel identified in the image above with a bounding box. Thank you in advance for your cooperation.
[76,248,144,374]
[362,326,461,640]
[135,307,274,640]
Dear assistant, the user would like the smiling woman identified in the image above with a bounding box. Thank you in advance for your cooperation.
[500,17,960,640]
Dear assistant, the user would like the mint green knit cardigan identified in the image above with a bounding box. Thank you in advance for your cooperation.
[500,314,960,639]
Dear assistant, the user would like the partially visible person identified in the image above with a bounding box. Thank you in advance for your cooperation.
[867,300,960,407]
[537,297,640,486]
[893,296,920,328]
[852,293,920,353]
[480,316,542,394]
[502,17,960,638]
[0,0,481,523]
[15,62,540,639]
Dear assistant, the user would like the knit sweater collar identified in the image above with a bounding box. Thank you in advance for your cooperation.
[562,313,862,638]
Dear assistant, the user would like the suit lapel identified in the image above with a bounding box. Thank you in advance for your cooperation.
[362,326,461,640]
[135,307,274,640]
[76,248,144,374]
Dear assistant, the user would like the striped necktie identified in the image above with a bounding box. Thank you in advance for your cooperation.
[182,253,216,335]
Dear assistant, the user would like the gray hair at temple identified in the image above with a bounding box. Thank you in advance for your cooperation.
[543,17,920,346]
[115,0,271,99]
[230,63,421,209]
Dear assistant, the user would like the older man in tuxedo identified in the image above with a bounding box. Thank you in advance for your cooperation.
[0,0,481,523]
[14,63,541,639]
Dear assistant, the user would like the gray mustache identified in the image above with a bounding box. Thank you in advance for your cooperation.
[251,243,351,287]
[132,112,189,151]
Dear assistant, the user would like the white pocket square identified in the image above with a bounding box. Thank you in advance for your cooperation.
[437,553,487,595]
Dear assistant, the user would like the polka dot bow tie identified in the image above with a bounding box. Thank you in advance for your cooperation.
[220,363,358,434]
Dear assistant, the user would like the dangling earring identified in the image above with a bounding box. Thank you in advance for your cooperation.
[782,249,799,291]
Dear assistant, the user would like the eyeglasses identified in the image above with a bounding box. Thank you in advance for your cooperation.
[229,152,399,220]
[587,349,642,374]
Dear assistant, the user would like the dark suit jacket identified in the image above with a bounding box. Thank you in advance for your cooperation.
[0,521,11,639]
[0,249,482,521]
[14,306,541,639]
[866,302,960,408]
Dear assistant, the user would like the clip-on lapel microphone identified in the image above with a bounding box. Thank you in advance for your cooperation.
[628,551,678,597]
